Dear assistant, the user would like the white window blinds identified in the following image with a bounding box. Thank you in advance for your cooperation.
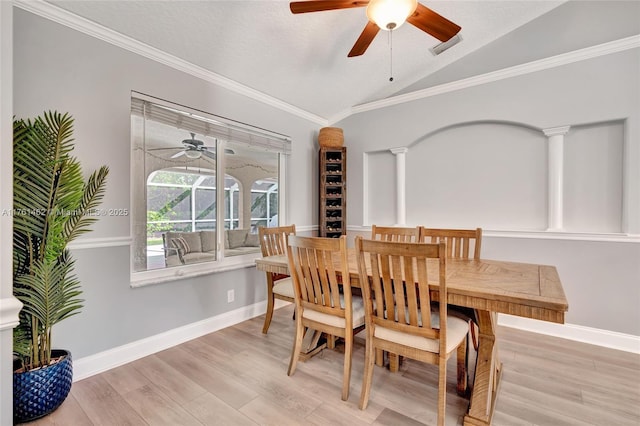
[131,94,291,154]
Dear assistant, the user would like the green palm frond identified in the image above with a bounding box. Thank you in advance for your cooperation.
[62,165,109,244]
[15,259,82,325]
[13,111,108,369]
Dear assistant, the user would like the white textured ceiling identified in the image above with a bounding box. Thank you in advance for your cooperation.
[44,0,629,122]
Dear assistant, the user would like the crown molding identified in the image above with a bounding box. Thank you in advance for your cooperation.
[14,1,639,126]
[346,34,640,118]
[14,0,328,126]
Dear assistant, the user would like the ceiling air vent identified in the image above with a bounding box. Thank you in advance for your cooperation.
[430,34,462,56]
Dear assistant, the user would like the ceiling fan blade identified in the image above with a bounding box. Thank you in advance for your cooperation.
[147,147,179,151]
[407,3,461,42]
[348,21,380,57]
[290,0,368,14]
[170,151,186,159]
[202,150,217,160]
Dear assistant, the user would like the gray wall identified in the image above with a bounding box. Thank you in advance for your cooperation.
[12,9,320,359]
[336,48,640,336]
[10,2,640,367]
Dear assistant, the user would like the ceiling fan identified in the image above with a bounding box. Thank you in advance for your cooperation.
[151,133,234,160]
[170,133,216,160]
[289,0,461,57]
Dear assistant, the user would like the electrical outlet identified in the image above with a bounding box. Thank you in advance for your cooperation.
[227,289,235,303]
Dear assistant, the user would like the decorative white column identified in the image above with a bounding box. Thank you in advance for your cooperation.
[0,3,21,425]
[543,126,570,231]
[390,147,408,226]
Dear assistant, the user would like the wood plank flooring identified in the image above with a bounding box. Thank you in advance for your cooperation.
[22,305,640,425]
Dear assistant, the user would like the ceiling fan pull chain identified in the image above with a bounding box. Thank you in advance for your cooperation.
[388,30,393,82]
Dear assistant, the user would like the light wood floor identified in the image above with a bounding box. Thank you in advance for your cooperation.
[23,305,640,425]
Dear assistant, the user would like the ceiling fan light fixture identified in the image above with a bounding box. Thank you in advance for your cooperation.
[184,149,202,159]
[366,0,417,31]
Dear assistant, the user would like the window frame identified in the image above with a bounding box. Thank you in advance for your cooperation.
[130,93,289,288]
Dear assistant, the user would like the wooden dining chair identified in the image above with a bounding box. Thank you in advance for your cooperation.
[370,225,421,367]
[418,227,482,261]
[354,236,469,426]
[419,227,483,393]
[286,235,365,401]
[258,225,296,334]
[419,226,482,344]
[371,224,420,242]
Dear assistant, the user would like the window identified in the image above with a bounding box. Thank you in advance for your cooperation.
[251,178,279,229]
[131,93,290,281]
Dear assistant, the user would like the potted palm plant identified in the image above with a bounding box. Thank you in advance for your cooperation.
[12,111,109,423]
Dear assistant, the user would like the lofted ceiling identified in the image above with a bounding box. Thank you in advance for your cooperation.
[41,1,639,123]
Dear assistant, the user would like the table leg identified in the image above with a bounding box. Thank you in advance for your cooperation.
[464,310,502,426]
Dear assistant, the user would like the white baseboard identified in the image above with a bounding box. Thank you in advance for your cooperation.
[73,304,638,381]
[498,314,640,354]
[73,299,291,381]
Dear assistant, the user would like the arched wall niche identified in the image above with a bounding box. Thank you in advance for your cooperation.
[408,119,543,149]
[366,120,547,228]
[365,118,625,233]
[405,120,547,230]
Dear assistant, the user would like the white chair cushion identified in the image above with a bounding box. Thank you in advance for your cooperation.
[374,312,468,354]
[272,277,295,299]
[303,295,366,329]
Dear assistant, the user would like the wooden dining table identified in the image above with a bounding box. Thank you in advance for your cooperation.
[255,249,569,426]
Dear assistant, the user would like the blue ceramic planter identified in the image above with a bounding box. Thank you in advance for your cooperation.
[13,350,73,423]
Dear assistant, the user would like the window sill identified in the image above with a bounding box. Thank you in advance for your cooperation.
[130,252,261,288]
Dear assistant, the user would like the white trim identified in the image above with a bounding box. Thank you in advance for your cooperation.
[0,296,23,331]
[13,0,327,126]
[390,147,408,226]
[131,254,259,288]
[70,299,637,382]
[13,0,640,127]
[14,1,639,125]
[293,224,317,234]
[483,230,640,243]
[68,236,131,250]
[72,299,291,381]
[544,126,570,231]
[347,225,640,243]
[498,314,640,354]
[346,35,640,118]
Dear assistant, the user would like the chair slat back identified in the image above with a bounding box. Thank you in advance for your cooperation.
[259,225,296,257]
[287,235,351,320]
[371,225,420,243]
[418,227,482,260]
[355,237,447,343]
[259,225,296,283]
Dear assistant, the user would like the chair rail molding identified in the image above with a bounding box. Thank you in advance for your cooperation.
[390,147,409,226]
[543,126,570,231]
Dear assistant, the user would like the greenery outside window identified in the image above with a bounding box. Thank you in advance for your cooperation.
[131,93,290,283]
